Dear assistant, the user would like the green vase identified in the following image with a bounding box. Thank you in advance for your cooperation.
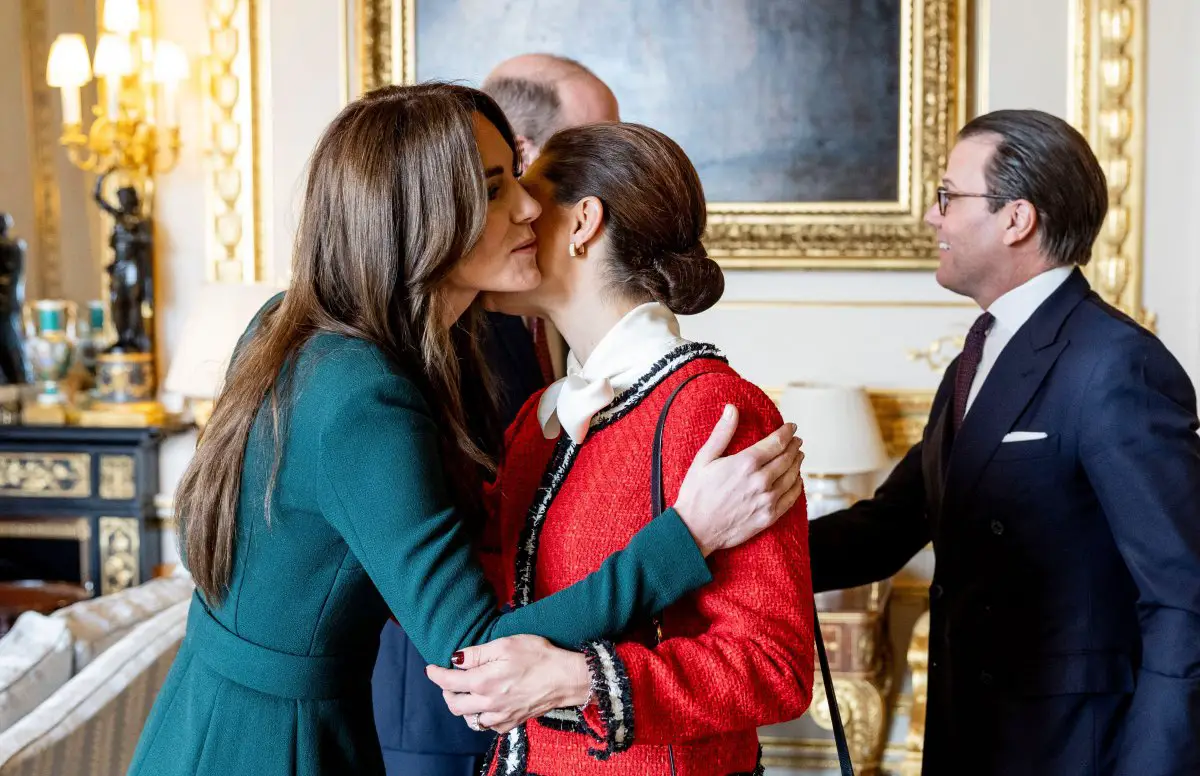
[23,299,76,404]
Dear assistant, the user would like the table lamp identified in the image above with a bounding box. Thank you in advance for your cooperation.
[163,284,284,427]
[777,382,889,518]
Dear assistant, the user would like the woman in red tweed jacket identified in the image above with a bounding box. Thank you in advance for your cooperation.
[430,123,815,776]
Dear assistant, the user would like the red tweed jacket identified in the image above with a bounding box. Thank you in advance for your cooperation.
[481,344,814,776]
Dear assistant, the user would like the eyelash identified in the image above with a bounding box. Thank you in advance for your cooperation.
[487,183,501,201]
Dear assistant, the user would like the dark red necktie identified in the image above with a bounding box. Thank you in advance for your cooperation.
[953,312,994,431]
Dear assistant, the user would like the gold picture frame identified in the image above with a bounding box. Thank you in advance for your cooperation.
[354,0,971,270]
[1070,0,1151,327]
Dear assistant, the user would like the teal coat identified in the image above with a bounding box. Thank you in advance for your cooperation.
[128,329,710,776]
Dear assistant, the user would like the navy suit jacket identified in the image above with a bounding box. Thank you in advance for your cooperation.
[372,312,545,775]
[811,270,1200,776]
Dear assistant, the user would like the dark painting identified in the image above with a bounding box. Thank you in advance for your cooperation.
[415,0,902,203]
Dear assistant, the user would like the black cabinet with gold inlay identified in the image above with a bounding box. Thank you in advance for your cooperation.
[0,426,173,596]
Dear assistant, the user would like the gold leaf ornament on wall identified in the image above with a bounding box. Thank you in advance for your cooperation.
[205,0,262,283]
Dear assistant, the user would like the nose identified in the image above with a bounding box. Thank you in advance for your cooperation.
[514,184,541,224]
[923,203,942,229]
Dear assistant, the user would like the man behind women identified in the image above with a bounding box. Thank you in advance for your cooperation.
[129,83,802,776]
[368,56,649,776]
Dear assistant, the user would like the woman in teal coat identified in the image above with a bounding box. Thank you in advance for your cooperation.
[127,84,804,776]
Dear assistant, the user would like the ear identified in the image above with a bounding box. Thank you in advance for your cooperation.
[515,136,538,174]
[1003,199,1038,246]
[569,196,604,251]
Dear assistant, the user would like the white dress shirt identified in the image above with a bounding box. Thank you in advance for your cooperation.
[538,302,690,444]
[963,266,1074,416]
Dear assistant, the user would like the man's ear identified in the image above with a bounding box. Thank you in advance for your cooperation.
[1003,198,1038,246]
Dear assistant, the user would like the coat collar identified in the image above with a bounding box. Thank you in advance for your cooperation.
[939,268,1091,512]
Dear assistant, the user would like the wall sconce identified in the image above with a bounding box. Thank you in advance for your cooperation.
[45,0,188,178]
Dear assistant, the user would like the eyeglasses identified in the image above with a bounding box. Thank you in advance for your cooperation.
[936,186,1010,216]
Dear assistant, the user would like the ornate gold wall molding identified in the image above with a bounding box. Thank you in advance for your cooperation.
[357,0,404,94]
[1070,0,1151,327]
[205,0,263,283]
[19,0,64,298]
[868,390,935,458]
[713,299,974,311]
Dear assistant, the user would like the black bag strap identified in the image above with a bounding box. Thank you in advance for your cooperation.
[815,613,855,775]
[651,374,854,776]
[651,374,706,519]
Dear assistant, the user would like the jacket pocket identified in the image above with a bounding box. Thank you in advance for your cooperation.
[1009,651,1135,697]
[992,433,1060,461]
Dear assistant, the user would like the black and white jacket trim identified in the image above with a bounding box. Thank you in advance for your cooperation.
[489,341,726,775]
[579,639,636,760]
[512,341,726,609]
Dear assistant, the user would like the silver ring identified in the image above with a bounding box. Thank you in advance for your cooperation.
[467,713,482,731]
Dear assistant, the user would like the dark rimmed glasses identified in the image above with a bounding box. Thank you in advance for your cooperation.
[936,186,1010,216]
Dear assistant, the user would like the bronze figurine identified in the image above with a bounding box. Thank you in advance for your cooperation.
[0,213,30,384]
[94,171,154,355]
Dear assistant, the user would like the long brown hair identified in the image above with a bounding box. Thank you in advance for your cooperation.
[178,83,516,604]
[537,123,723,315]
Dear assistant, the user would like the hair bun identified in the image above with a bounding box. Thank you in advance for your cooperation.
[656,243,723,316]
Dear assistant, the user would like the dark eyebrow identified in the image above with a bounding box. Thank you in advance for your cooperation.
[484,166,505,179]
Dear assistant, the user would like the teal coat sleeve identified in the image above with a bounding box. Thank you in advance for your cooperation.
[317,354,712,667]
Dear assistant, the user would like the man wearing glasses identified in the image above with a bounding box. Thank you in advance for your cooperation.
[809,109,1200,775]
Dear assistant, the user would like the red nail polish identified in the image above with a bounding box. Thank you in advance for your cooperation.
[452,651,464,665]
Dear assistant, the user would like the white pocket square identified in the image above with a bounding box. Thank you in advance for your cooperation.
[1002,431,1048,443]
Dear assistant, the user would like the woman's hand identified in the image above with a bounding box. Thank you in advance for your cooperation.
[426,635,591,734]
[674,405,805,557]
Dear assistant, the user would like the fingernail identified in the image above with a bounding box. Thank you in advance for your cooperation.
[452,651,464,666]
[788,423,798,434]
[723,404,735,419]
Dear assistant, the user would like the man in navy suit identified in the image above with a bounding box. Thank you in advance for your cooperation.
[810,109,1200,775]
[371,55,620,776]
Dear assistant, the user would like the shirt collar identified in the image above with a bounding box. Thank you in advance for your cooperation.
[567,302,684,388]
[986,266,1074,333]
[537,302,689,443]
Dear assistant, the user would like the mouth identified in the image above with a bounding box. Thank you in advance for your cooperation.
[512,236,538,254]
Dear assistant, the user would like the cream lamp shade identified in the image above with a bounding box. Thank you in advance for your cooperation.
[101,0,141,34]
[46,34,92,88]
[164,284,285,402]
[777,382,889,476]
[92,33,134,78]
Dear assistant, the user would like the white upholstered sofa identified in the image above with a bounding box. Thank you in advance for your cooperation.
[0,572,193,775]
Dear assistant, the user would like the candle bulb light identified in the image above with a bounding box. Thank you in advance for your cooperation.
[152,41,189,130]
[44,14,187,177]
[46,34,91,126]
[93,34,133,120]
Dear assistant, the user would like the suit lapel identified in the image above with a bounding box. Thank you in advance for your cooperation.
[923,395,954,528]
[942,270,1091,516]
